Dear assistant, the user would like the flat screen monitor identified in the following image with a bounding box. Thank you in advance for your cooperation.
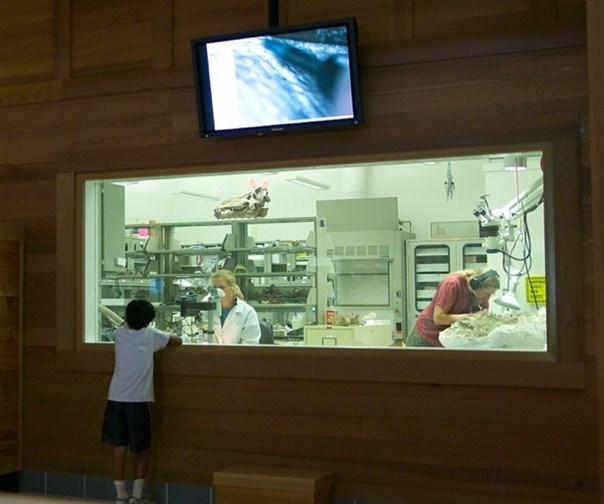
[191,18,363,138]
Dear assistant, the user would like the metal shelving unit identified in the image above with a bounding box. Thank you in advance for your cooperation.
[99,217,330,339]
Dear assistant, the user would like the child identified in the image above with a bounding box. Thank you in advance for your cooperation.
[101,299,182,504]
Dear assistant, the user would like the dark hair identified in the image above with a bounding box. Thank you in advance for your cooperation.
[125,299,156,330]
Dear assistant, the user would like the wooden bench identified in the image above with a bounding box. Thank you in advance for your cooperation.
[213,465,335,504]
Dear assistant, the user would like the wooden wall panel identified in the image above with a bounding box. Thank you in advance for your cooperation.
[2,1,602,503]
[587,1,604,502]
[558,0,588,21]
[0,0,54,85]
[71,0,154,75]
[0,229,24,476]
[413,0,552,37]
[22,352,600,500]
[280,0,395,44]
[172,0,269,67]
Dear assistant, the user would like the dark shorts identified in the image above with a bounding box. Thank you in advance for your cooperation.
[101,400,151,452]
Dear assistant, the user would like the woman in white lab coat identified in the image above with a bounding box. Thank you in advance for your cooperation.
[210,269,261,344]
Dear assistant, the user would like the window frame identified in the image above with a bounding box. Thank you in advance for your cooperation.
[56,139,586,389]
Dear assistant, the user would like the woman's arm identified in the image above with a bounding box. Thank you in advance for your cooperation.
[433,304,473,326]
[240,308,261,344]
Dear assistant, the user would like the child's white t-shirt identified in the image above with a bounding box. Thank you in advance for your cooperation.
[107,325,170,402]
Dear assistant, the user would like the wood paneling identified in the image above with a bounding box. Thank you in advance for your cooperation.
[0,0,54,85]
[172,0,269,67]
[2,1,602,503]
[0,227,25,476]
[587,1,604,503]
[71,0,154,75]
[413,0,553,37]
[281,0,395,44]
[152,0,173,69]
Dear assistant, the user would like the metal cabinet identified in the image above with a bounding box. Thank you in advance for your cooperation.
[330,229,412,335]
[406,239,487,333]
[304,324,393,347]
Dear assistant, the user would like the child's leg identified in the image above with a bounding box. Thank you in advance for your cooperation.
[132,449,149,499]
[113,445,128,481]
[134,448,149,480]
[113,445,129,500]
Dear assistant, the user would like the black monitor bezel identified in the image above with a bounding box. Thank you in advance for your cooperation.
[191,18,363,138]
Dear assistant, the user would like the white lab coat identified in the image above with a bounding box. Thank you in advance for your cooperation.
[213,299,261,345]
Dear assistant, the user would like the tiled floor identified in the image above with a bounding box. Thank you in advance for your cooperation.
[17,471,213,504]
[11,470,358,503]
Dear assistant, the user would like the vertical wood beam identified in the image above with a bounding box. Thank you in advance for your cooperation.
[587,0,604,502]
[152,0,174,69]
[56,172,76,353]
[53,0,71,79]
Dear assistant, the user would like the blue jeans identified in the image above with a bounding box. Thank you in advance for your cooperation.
[405,327,437,347]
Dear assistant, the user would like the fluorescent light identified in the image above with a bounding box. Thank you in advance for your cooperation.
[113,181,139,186]
[174,191,220,202]
[286,176,330,190]
[503,155,528,171]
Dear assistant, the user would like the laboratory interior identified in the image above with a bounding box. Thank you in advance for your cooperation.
[90,150,546,351]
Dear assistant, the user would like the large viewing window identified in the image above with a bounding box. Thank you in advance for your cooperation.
[85,150,549,352]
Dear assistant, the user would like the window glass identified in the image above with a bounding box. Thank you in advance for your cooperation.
[87,151,546,350]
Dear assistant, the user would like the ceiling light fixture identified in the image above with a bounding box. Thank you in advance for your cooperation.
[174,191,220,202]
[503,155,528,171]
[112,181,139,186]
[286,176,330,190]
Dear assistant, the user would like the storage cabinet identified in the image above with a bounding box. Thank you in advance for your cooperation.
[98,217,330,341]
[304,324,393,347]
[406,239,487,332]
[330,230,408,328]
[0,224,24,475]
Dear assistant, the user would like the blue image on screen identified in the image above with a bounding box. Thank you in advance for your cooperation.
[215,27,353,129]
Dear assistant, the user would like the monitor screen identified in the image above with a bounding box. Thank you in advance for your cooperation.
[191,18,363,138]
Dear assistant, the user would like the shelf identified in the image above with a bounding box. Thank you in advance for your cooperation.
[104,272,314,281]
[125,216,318,229]
[125,247,227,257]
[235,271,313,278]
[416,264,450,273]
[101,277,157,285]
[249,302,309,309]
[100,216,329,332]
